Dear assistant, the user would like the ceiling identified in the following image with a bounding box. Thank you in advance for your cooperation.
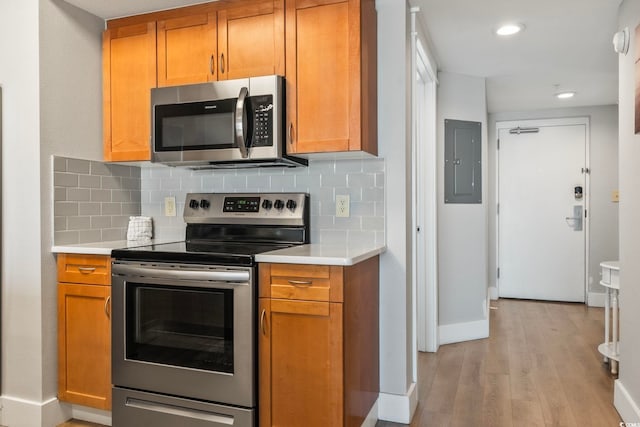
[413,0,622,112]
[65,0,622,113]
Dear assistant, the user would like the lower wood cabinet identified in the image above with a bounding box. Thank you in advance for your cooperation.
[259,256,379,427]
[57,254,112,410]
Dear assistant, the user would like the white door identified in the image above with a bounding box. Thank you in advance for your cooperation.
[498,119,587,302]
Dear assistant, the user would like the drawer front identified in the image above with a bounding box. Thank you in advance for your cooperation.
[57,254,111,285]
[266,264,343,302]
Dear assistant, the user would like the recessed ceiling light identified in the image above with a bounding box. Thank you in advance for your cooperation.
[556,91,576,99]
[496,24,524,36]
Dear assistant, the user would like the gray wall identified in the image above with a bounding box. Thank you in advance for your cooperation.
[437,71,489,329]
[488,106,619,302]
[0,0,104,425]
[615,0,640,421]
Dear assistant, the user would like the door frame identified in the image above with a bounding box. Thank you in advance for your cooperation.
[495,117,590,301]
[413,35,438,353]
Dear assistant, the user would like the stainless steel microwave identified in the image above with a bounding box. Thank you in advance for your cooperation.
[151,75,306,168]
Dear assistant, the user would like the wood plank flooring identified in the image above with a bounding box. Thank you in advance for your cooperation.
[377,298,622,427]
[58,299,621,427]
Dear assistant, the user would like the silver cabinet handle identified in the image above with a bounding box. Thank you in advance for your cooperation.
[78,267,96,274]
[288,280,313,286]
[235,87,249,159]
[210,54,215,76]
[220,53,225,74]
[260,309,267,335]
[104,296,111,318]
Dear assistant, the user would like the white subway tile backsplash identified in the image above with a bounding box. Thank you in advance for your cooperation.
[53,156,141,244]
[140,158,385,245]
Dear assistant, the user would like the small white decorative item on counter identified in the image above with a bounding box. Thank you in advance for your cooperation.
[127,216,153,241]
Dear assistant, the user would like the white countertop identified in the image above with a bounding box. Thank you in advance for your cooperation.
[52,240,385,266]
[255,243,386,266]
[51,239,180,255]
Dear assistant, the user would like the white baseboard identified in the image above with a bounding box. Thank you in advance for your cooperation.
[378,382,417,424]
[587,291,606,307]
[361,399,378,427]
[489,286,498,300]
[71,405,112,426]
[1,396,69,427]
[615,379,640,423]
[439,318,489,345]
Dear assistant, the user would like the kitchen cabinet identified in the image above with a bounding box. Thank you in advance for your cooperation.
[57,254,112,410]
[103,22,157,162]
[105,0,285,161]
[157,1,284,86]
[258,256,379,427]
[285,0,377,155]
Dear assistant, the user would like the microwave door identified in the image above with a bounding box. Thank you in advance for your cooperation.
[234,87,249,159]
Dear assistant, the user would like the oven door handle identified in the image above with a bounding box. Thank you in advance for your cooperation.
[113,264,250,283]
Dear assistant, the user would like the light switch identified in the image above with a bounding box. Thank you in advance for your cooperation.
[612,190,619,203]
[164,196,177,216]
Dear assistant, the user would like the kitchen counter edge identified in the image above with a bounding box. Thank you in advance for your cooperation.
[51,239,180,256]
[255,243,386,266]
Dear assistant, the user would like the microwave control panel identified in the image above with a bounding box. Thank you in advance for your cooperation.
[250,95,273,148]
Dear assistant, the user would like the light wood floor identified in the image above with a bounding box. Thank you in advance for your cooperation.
[59,299,621,427]
[377,298,621,427]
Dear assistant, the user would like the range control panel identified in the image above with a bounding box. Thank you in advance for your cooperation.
[184,192,308,226]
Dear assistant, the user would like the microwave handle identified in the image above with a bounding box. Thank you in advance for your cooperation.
[234,86,249,159]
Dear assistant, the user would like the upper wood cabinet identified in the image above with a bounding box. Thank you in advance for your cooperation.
[103,22,157,162]
[285,0,377,155]
[217,1,285,80]
[157,0,284,87]
[157,13,217,86]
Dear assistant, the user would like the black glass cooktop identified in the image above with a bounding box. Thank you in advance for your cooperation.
[112,240,296,266]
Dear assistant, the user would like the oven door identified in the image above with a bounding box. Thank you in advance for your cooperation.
[111,261,255,408]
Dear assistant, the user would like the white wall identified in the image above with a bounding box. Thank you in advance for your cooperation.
[488,106,619,304]
[436,72,489,342]
[1,0,104,426]
[376,0,416,423]
[614,0,640,422]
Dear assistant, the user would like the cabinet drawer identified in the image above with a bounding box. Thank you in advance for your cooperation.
[57,254,111,285]
[262,263,343,302]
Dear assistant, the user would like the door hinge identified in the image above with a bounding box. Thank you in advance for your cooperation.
[497,139,500,150]
[581,167,590,174]
[585,209,587,218]
[497,268,500,279]
[497,203,500,215]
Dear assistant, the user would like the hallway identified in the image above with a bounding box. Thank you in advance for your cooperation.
[378,299,621,426]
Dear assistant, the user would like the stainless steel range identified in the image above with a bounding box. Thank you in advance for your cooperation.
[111,192,309,427]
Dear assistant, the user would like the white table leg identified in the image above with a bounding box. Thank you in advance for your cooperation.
[604,287,610,363]
[612,289,619,375]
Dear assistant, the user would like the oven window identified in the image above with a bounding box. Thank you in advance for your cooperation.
[125,284,234,373]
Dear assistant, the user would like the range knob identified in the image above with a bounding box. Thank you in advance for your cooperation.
[262,199,273,210]
[274,199,285,210]
[286,199,297,210]
[200,199,210,209]
[189,199,200,209]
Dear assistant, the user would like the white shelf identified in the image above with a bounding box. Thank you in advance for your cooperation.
[598,342,620,362]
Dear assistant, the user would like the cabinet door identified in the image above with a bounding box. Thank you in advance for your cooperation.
[285,0,355,154]
[103,22,156,161]
[259,298,343,427]
[217,0,285,80]
[157,13,217,86]
[58,283,111,410]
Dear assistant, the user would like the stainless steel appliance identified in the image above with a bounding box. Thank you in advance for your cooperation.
[111,192,309,427]
[151,75,306,169]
